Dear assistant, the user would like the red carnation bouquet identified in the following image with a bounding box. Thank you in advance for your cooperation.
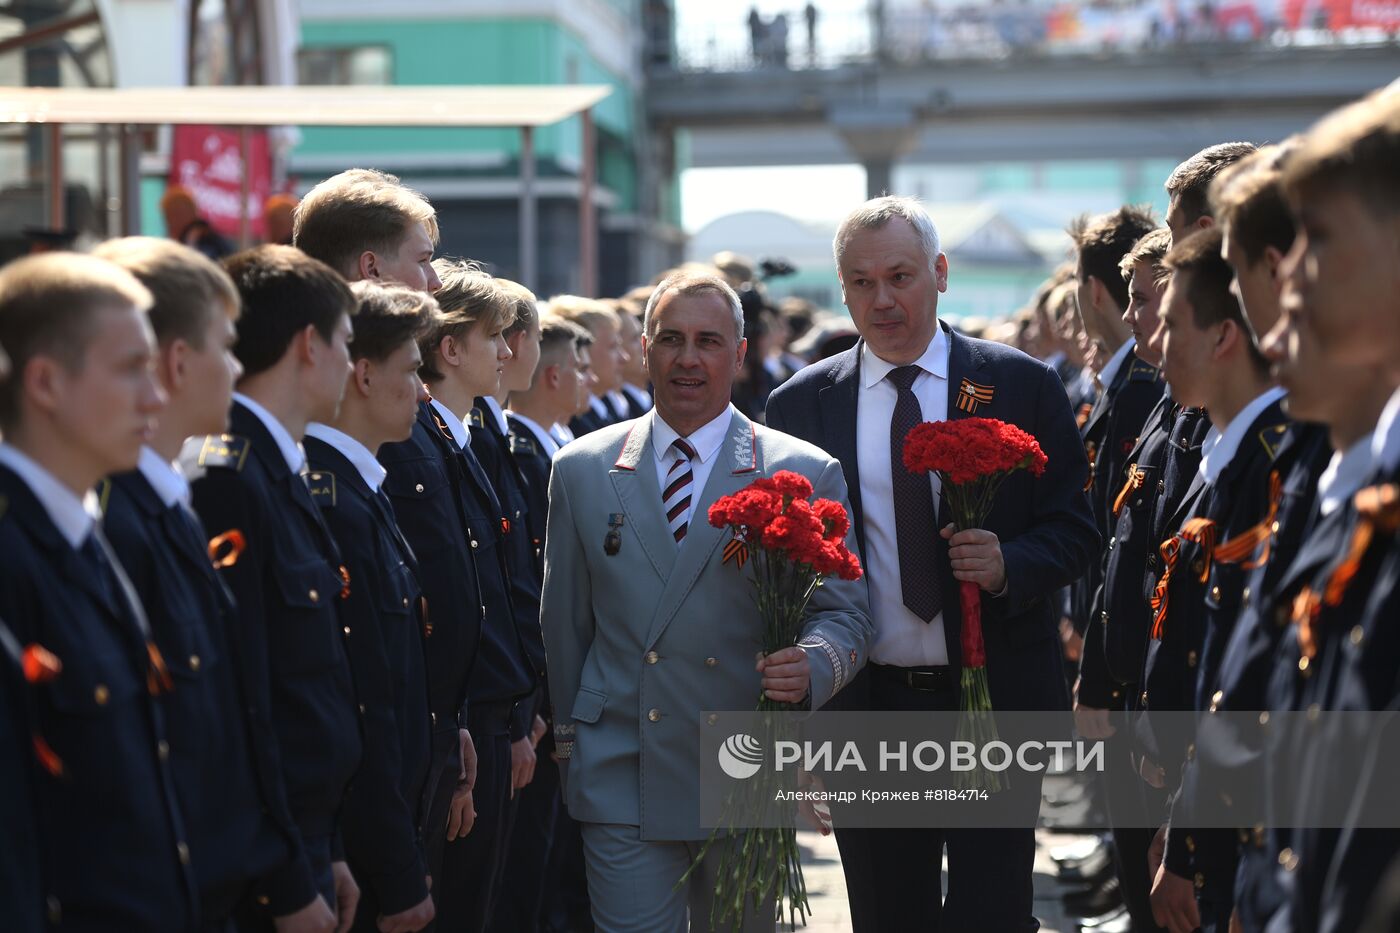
[679,470,862,929]
[903,418,1047,792]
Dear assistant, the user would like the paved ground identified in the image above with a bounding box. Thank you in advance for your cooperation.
[780,828,1092,932]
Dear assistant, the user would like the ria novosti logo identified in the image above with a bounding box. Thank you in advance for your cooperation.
[717,733,765,779]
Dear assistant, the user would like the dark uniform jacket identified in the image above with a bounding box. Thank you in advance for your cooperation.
[1073,348,1164,636]
[0,462,196,931]
[304,435,434,918]
[102,465,296,923]
[0,615,42,933]
[506,414,552,579]
[1137,396,1289,909]
[183,402,362,913]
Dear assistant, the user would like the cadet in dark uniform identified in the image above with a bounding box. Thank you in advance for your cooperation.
[551,296,630,438]
[1139,229,1289,933]
[0,253,196,931]
[92,237,312,931]
[420,260,538,933]
[184,246,363,930]
[305,282,442,933]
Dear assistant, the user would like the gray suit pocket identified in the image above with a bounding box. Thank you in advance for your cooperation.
[571,686,607,723]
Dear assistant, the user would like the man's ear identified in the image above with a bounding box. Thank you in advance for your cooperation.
[933,253,950,293]
[356,250,380,282]
[543,362,561,390]
[296,324,320,365]
[735,336,748,371]
[437,333,460,369]
[160,337,189,393]
[353,357,374,398]
[1214,318,1242,361]
[21,355,65,418]
[1263,245,1285,285]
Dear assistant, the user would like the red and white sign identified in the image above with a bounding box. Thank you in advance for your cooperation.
[169,125,272,239]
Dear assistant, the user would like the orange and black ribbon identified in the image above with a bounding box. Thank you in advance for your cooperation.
[208,530,246,569]
[1150,517,1218,640]
[1212,471,1284,571]
[956,379,995,414]
[722,537,749,570]
[1112,463,1146,518]
[1293,586,1323,662]
[1076,403,1093,430]
[146,641,174,696]
[339,566,352,600]
[1321,483,1400,609]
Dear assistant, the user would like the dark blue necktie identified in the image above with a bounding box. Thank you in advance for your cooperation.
[889,365,942,622]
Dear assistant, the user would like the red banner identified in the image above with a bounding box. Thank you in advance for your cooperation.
[169,125,272,240]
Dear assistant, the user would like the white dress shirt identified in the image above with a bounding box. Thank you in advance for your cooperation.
[550,423,575,448]
[507,412,561,460]
[234,392,306,473]
[480,396,510,436]
[857,327,951,667]
[1198,386,1287,487]
[607,390,631,419]
[0,443,100,549]
[651,404,735,534]
[589,395,611,421]
[1372,386,1400,477]
[137,446,192,508]
[429,398,470,450]
[1317,434,1375,518]
[1097,339,1135,394]
[305,423,388,492]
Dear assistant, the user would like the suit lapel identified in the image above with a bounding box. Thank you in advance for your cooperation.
[609,416,677,583]
[818,347,863,555]
[644,411,761,650]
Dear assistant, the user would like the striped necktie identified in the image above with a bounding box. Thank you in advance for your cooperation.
[663,437,697,544]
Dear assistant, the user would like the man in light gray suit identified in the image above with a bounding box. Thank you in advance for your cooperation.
[541,270,873,932]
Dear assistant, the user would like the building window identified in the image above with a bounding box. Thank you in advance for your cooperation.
[297,46,392,85]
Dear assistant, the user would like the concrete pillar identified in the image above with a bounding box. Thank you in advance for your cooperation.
[832,104,918,202]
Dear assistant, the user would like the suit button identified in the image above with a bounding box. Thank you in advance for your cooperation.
[358,704,366,714]
[189,654,201,672]
[1209,585,1221,601]
[343,626,351,636]
[1194,872,1205,890]
[94,684,110,705]
[157,740,170,761]
[1259,711,1270,726]
[1185,835,1196,852]
[1187,650,1197,668]
[403,597,410,608]
[431,712,438,726]
[647,709,661,722]
[309,589,320,602]
[1209,690,1223,712]
[177,841,191,864]
[706,657,719,667]
[1111,689,1121,699]
[1108,536,1116,550]
[1272,520,1281,534]
[1242,587,1251,607]
[471,540,479,549]
[415,483,425,493]
[1299,656,1310,675]
[1351,625,1365,646]
[706,713,719,726]
[1157,480,1166,494]
[645,651,659,664]
[1140,690,1149,705]
[1279,847,1299,872]
[1100,611,1109,625]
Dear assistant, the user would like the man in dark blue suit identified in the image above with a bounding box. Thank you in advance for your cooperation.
[766,196,1099,933]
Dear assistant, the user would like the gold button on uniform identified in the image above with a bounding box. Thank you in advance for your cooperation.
[1209,690,1223,713]
[644,651,659,664]
[403,597,410,608]
[157,740,170,761]
[705,657,718,667]
[1187,650,1198,669]
[1210,585,1221,601]
[1185,835,1196,853]
[471,540,479,549]
[1242,587,1251,607]
[308,589,319,602]
[177,842,191,865]
[94,684,110,705]
[1194,872,1205,890]
[358,704,366,714]
[1299,656,1310,674]
[343,626,351,636]
[1351,626,1365,646]
[415,483,425,493]
[1280,848,1299,871]
[1259,711,1270,726]
[647,709,661,722]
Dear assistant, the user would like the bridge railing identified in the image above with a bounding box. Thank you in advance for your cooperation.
[666,1,1400,73]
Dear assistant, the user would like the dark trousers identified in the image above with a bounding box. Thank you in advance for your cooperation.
[835,665,1042,933]
[540,808,594,933]
[490,747,561,932]
[437,706,513,933]
[1102,711,1166,932]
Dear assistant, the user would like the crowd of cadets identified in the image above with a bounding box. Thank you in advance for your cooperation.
[0,165,668,933]
[0,84,1398,933]
[1036,86,1400,933]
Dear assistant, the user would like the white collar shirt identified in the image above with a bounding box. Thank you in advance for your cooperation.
[234,392,306,473]
[0,443,100,549]
[589,395,611,420]
[137,446,191,508]
[305,423,388,492]
[1371,386,1400,477]
[622,383,652,411]
[480,396,509,436]
[651,404,734,534]
[429,398,470,450]
[857,326,951,667]
[550,423,575,447]
[508,412,561,460]
[1317,434,1375,517]
[1097,339,1135,393]
[1199,386,1287,487]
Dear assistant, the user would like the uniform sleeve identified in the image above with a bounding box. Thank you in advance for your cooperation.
[539,458,595,793]
[798,458,875,711]
[325,507,429,916]
[190,470,321,916]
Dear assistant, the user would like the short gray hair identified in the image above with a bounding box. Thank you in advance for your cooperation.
[833,196,942,274]
[642,271,745,342]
